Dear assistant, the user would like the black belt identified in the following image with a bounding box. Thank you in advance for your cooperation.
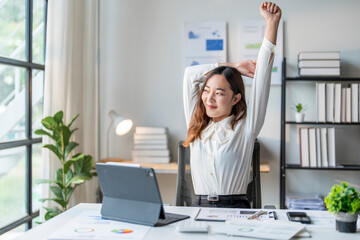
[196,194,248,204]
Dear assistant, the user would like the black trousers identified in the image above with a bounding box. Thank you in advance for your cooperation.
[193,195,251,208]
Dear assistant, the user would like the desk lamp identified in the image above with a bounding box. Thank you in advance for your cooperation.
[106,110,133,159]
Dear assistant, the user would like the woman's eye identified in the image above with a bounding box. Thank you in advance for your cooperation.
[216,92,224,96]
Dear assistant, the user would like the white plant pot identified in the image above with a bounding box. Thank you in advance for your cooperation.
[295,112,305,122]
[335,212,358,233]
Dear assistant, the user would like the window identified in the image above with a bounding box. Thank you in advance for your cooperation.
[0,0,47,236]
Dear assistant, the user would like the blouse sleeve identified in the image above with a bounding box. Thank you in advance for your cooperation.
[183,63,218,127]
[245,37,276,136]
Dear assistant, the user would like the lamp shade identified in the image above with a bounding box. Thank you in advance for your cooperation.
[108,111,133,136]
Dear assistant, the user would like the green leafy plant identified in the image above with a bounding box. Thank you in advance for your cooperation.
[293,103,307,113]
[324,182,360,215]
[35,111,96,220]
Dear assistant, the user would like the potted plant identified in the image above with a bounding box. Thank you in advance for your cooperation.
[35,111,97,220]
[324,182,360,233]
[293,103,307,122]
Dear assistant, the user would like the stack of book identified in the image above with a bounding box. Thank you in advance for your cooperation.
[286,194,326,210]
[132,126,171,163]
[316,83,359,123]
[298,51,340,76]
[299,127,336,168]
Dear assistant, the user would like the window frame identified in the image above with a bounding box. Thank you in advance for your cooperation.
[0,0,47,235]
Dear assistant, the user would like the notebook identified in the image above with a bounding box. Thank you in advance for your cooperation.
[96,163,189,226]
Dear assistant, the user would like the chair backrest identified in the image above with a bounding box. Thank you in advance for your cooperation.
[175,140,261,208]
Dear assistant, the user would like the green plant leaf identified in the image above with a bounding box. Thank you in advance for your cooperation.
[53,198,67,209]
[41,116,57,130]
[325,181,360,214]
[34,129,53,139]
[70,128,78,137]
[53,111,64,124]
[50,186,63,199]
[65,187,74,202]
[68,114,79,128]
[64,142,79,159]
[73,155,94,175]
[43,144,63,160]
[44,206,62,221]
[65,169,74,186]
[66,173,92,187]
[38,198,56,203]
[55,169,63,186]
[60,125,71,151]
[63,153,85,173]
[35,179,57,185]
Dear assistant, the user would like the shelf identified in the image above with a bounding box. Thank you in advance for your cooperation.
[280,58,360,209]
[285,121,360,125]
[100,158,270,174]
[285,165,360,171]
[286,77,360,82]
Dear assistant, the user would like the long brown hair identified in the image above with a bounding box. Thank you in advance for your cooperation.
[183,66,247,147]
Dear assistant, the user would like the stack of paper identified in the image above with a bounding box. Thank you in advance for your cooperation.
[211,219,305,240]
[298,51,340,76]
[132,126,171,163]
[285,194,326,210]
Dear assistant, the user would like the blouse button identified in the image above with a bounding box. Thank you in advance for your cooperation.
[210,172,213,176]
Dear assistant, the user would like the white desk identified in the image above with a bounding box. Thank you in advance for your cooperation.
[14,203,359,240]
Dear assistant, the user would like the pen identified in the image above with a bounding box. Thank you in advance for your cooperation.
[248,210,264,220]
[269,211,278,220]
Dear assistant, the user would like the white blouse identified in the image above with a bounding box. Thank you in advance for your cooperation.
[183,37,275,195]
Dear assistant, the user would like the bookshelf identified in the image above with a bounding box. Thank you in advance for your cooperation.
[280,58,360,209]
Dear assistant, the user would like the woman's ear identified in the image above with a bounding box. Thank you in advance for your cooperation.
[232,93,241,105]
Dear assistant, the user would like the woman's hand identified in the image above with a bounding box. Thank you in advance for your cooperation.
[233,60,257,78]
[260,2,282,45]
[260,2,281,24]
[219,60,257,78]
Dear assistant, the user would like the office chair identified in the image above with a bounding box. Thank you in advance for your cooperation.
[175,139,261,208]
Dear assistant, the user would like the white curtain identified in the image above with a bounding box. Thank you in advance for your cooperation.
[41,0,100,218]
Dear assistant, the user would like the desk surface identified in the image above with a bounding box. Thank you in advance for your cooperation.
[102,158,270,174]
[15,203,359,240]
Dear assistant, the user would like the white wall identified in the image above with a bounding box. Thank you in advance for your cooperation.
[99,0,360,206]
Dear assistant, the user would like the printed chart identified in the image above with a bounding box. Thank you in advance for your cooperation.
[47,210,150,240]
[184,21,227,67]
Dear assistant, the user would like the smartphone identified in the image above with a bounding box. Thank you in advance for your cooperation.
[286,212,311,224]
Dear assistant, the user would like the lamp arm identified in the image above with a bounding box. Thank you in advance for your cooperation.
[106,118,114,159]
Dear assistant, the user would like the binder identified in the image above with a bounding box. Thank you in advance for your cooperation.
[308,128,317,167]
[316,83,326,122]
[320,128,329,167]
[351,84,359,122]
[326,83,334,122]
[327,128,336,167]
[299,128,309,167]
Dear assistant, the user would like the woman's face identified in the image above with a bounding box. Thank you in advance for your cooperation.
[201,74,241,122]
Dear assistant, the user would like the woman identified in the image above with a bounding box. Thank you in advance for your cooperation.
[183,2,281,208]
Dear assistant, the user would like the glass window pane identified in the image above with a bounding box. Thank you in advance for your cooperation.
[31,70,44,137]
[0,0,26,61]
[0,147,26,229]
[0,65,26,143]
[32,0,45,64]
[32,143,42,212]
[0,223,26,240]
[32,216,40,228]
